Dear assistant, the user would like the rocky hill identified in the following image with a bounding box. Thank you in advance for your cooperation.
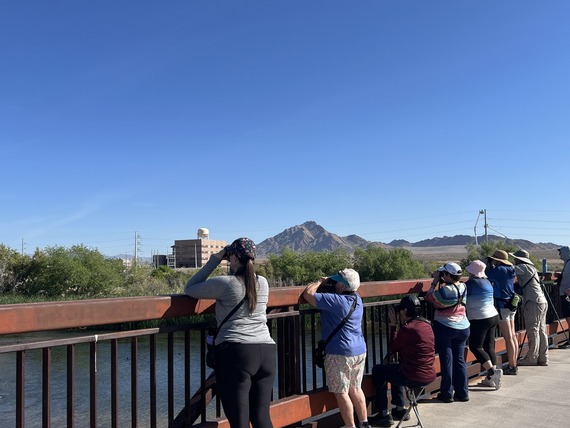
[256,221,560,257]
[256,221,382,256]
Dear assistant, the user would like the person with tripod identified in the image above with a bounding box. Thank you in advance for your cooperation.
[555,246,570,348]
[510,250,549,366]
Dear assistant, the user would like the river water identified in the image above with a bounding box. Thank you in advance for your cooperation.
[0,330,325,427]
[0,330,212,427]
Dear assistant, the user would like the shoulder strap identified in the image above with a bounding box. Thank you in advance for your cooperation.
[441,283,466,309]
[216,296,247,333]
[519,272,538,291]
[323,296,358,346]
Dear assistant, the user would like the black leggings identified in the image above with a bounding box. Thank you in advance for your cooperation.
[215,342,276,428]
[468,315,499,366]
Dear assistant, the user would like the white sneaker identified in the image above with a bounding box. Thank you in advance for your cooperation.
[490,369,502,390]
[480,377,496,388]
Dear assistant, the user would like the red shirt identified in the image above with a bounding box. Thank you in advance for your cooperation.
[391,318,436,385]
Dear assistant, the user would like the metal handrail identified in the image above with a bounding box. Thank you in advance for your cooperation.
[0,278,567,427]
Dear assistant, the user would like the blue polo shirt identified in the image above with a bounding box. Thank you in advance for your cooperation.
[315,292,366,357]
[486,265,516,309]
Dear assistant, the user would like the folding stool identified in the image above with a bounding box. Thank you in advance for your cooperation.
[395,384,426,428]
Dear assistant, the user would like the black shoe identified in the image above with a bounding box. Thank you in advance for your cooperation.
[436,393,453,403]
[504,365,518,375]
[558,341,570,349]
[391,408,411,421]
[453,395,469,402]
[368,412,394,427]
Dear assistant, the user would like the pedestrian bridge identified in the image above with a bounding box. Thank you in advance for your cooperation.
[0,278,568,427]
[412,347,570,428]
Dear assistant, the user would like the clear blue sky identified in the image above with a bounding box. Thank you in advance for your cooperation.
[2,1,569,259]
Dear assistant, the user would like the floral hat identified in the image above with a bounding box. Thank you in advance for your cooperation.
[227,237,256,261]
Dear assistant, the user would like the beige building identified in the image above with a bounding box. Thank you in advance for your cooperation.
[168,228,227,268]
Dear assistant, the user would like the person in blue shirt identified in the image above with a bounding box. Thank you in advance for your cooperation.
[486,250,518,375]
[303,269,369,428]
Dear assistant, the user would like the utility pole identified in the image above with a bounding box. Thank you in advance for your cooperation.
[474,209,488,245]
[134,232,141,267]
[483,209,488,243]
[474,211,482,245]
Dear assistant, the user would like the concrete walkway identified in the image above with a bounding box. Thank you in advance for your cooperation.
[408,347,570,428]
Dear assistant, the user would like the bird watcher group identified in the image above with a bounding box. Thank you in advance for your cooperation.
[184,236,570,428]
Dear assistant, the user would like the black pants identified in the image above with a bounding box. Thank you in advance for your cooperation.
[560,297,570,318]
[215,342,276,428]
[468,315,499,366]
[371,363,409,410]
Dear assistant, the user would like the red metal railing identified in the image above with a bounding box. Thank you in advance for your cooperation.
[0,279,568,427]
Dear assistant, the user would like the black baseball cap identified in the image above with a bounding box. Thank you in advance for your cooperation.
[396,295,421,313]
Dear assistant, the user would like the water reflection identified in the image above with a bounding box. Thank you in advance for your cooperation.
[0,330,330,427]
[0,330,210,427]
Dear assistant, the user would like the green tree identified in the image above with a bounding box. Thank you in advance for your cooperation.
[353,246,425,281]
[461,241,517,268]
[22,245,124,297]
[266,248,351,286]
[0,244,31,293]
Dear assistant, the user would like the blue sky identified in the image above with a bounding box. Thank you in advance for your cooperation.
[1,1,569,259]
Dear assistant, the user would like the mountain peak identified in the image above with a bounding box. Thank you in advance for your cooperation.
[256,221,374,257]
[255,221,561,257]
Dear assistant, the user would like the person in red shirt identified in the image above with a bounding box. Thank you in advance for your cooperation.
[368,295,436,427]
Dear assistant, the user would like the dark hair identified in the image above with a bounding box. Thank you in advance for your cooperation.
[399,295,422,318]
[447,272,462,282]
[230,239,258,313]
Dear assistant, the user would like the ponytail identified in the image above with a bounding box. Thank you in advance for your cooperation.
[234,257,258,312]
[244,259,258,313]
[227,237,258,313]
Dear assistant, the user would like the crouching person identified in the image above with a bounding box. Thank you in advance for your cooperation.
[369,295,436,427]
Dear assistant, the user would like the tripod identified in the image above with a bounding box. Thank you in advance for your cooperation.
[517,317,527,361]
[540,280,570,348]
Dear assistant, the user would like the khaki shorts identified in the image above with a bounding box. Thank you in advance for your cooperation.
[499,307,516,321]
[324,352,366,394]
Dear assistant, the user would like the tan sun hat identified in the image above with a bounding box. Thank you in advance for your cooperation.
[488,250,513,266]
[510,249,533,265]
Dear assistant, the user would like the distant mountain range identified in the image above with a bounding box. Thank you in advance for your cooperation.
[256,221,560,257]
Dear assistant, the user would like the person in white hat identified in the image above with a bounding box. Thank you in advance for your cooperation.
[303,269,369,428]
[425,262,470,403]
[511,250,549,366]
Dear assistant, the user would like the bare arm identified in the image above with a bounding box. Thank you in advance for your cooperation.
[302,278,326,307]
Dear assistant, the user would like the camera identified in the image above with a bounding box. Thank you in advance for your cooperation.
[431,270,445,284]
[317,278,337,294]
[223,245,231,259]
